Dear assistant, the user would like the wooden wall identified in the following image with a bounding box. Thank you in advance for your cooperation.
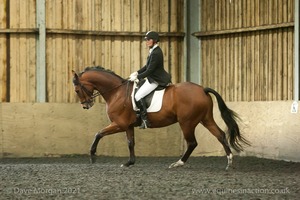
[0,0,184,103]
[0,0,37,103]
[195,0,295,101]
[2,0,295,103]
[0,0,7,102]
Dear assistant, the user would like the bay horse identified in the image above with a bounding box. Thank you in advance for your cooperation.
[72,66,249,170]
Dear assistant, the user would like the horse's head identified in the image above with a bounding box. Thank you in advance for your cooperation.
[72,70,95,109]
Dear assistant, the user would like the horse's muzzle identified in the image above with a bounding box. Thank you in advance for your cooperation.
[81,100,94,109]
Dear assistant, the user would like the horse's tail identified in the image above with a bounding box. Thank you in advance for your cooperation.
[204,87,250,152]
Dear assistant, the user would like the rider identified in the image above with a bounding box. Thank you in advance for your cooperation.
[129,31,172,129]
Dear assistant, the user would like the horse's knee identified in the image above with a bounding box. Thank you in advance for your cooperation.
[95,132,103,140]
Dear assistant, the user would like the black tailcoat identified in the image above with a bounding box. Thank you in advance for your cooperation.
[137,46,171,86]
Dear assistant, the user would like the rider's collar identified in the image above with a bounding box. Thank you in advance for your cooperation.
[149,44,159,54]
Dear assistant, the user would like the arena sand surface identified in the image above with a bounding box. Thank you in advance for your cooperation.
[0,156,299,200]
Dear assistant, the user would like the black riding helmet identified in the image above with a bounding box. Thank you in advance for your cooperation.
[144,31,160,42]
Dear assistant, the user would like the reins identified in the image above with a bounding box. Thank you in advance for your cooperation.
[79,79,130,102]
[100,80,130,96]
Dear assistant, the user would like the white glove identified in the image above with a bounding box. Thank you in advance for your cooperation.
[129,71,138,82]
[129,76,139,82]
[129,71,138,78]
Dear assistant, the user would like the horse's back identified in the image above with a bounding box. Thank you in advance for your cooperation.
[170,82,210,101]
[165,82,213,114]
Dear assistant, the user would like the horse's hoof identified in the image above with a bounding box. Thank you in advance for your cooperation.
[225,164,235,171]
[120,161,134,167]
[169,160,184,168]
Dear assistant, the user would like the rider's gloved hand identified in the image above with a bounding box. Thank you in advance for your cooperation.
[129,71,138,82]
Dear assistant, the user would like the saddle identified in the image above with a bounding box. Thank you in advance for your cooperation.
[131,80,167,112]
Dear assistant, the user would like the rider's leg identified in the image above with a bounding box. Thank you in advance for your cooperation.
[135,79,158,129]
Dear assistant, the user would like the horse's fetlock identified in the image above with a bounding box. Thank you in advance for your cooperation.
[90,148,97,155]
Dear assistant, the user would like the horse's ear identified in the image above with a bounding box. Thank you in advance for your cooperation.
[72,70,79,85]
[72,70,78,78]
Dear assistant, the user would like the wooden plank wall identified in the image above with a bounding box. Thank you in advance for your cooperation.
[0,0,184,103]
[0,0,7,102]
[0,0,36,102]
[199,0,295,101]
[46,0,184,103]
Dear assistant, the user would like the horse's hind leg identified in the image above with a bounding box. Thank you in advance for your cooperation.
[202,120,233,170]
[169,125,198,168]
[121,126,136,167]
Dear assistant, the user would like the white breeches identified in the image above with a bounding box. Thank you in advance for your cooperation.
[134,79,158,101]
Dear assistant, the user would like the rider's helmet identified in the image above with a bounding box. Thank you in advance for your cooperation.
[144,31,160,42]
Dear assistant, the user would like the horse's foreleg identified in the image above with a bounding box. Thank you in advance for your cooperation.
[121,126,135,167]
[90,133,103,163]
[90,122,123,164]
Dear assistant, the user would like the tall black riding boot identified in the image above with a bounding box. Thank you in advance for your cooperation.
[137,99,151,129]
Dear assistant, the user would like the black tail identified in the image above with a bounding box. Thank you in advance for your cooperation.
[204,87,250,152]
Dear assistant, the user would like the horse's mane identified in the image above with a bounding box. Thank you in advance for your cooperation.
[80,66,125,81]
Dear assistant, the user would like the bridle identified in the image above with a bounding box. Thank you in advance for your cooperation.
[78,83,99,105]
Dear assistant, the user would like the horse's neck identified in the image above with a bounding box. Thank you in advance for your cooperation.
[103,82,128,104]
[93,73,125,101]
[91,73,121,89]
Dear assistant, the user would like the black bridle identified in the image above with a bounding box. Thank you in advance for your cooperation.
[78,83,98,105]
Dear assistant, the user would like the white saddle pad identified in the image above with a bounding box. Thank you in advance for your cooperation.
[131,82,165,113]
